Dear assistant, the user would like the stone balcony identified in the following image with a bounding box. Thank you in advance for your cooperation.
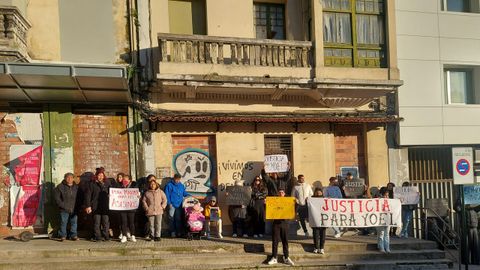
[158,33,313,81]
[0,6,30,62]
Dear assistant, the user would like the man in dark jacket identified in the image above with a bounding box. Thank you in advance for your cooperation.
[54,172,80,241]
[84,171,112,241]
[261,161,292,196]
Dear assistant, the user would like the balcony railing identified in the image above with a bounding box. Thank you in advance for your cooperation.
[158,33,313,68]
[0,6,31,61]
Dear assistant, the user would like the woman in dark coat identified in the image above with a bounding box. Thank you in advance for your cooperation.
[250,176,267,238]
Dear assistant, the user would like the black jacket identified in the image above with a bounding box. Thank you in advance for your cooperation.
[54,181,79,214]
[85,180,112,215]
[261,169,292,196]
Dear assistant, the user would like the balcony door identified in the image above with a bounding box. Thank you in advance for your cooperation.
[254,3,285,40]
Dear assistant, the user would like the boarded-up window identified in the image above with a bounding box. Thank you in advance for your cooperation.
[169,0,206,35]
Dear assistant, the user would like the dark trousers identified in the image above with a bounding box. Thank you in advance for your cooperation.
[313,227,326,250]
[252,201,265,235]
[232,218,246,235]
[297,204,308,233]
[272,220,289,258]
[93,214,110,240]
[120,211,136,236]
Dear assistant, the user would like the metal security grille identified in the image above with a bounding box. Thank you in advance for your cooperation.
[264,135,292,162]
[408,147,453,180]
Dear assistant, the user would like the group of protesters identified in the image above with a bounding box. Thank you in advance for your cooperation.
[53,165,415,267]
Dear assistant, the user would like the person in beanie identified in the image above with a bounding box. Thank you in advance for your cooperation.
[54,172,80,241]
[267,188,294,266]
[164,173,190,237]
[204,196,223,239]
[142,180,168,241]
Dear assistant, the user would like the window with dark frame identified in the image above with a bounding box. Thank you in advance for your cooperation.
[264,135,293,165]
[254,3,286,40]
[323,0,386,68]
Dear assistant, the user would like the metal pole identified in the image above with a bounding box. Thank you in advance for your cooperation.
[460,185,469,270]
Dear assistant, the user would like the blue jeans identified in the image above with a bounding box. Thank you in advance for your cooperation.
[169,205,183,235]
[377,226,390,251]
[59,211,77,238]
[401,209,413,237]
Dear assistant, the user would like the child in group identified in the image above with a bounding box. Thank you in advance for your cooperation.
[311,187,326,254]
[377,187,392,253]
[142,180,168,241]
[185,200,206,235]
[204,196,223,239]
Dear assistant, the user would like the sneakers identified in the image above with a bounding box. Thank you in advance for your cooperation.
[171,232,176,238]
[379,247,386,253]
[130,235,137,242]
[334,233,341,238]
[206,233,211,239]
[320,249,325,254]
[313,248,319,254]
[304,231,310,237]
[232,233,237,237]
[284,257,294,266]
[118,233,123,240]
[218,234,223,239]
[71,236,79,241]
[242,234,248,238]
[259,234,264,238]
[267,257,278,265]
[154,237,161,242]
[385,248,391,253]
[121,236,127,243]
[59,237,66,242]
[253,234,258,238]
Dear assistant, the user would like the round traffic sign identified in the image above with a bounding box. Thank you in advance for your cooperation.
[456,159,470,176]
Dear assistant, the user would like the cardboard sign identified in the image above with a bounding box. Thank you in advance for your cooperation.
[226,186,252,205]
[393,186,420,205]
[425,198,449,217]
[209,207,220,222]
[452,147,474,185]
[109,188,140,210]
[343,178,365,198]
[265,196,295,220]
[308,198,402,227]
[264,155,289,173]
[463,185,480,205]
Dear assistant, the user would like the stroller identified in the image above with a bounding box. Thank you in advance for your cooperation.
[182,196,206,240]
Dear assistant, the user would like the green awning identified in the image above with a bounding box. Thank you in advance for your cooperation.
[0,63,131,104]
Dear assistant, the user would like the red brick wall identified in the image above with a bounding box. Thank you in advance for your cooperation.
[0,113,28,234]
[334,124,366,178]
[73,114,130,179]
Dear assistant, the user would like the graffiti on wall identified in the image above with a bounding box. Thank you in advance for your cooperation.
[218,160,256,182]
[9,145,43,227]
[173,149,214,196]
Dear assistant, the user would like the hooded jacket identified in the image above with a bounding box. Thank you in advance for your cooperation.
[164,179,190,208]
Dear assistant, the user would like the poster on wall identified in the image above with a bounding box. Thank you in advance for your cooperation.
[173,147,214,197]
[9,145,44,227]
[452,147,474,185]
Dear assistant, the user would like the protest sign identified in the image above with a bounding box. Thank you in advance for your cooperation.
[308,198,401,227]
[343,178,365,198]
[209,207,220,222]
[464,185,480,205]
[109,188,140,210]
[266,197,295,220]
[226,186,252,205]
[264,154,289,173]
[425,198,449,217]
[393,186,420,205]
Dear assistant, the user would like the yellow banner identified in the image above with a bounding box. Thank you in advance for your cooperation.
[266,196,296,220]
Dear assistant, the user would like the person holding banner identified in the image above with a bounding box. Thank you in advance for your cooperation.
[204,196,223,239]
[261,161,292,196]
[118,175,139,243]
[399,181,417,239]
[311,187,327,254]
[291,174,313,237]
[165,173,191,238]
[267,188,294,266]
[377,188,391,253]
[324,177,343,238]
[85,170,112,242]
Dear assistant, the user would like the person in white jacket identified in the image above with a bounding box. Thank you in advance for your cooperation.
[291,174,313,237]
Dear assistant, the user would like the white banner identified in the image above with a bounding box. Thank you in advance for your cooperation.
[264,154,289,173]
[109,188,140,210]
[308,198,402,227]
[393,186,420,205]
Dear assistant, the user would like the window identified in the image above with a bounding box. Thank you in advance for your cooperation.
[323,0,386,68]
[442,0,480,13]
[254,3,285,40]
[445,69,473,104]
[169,0,206,35]
[264,135,292,162]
